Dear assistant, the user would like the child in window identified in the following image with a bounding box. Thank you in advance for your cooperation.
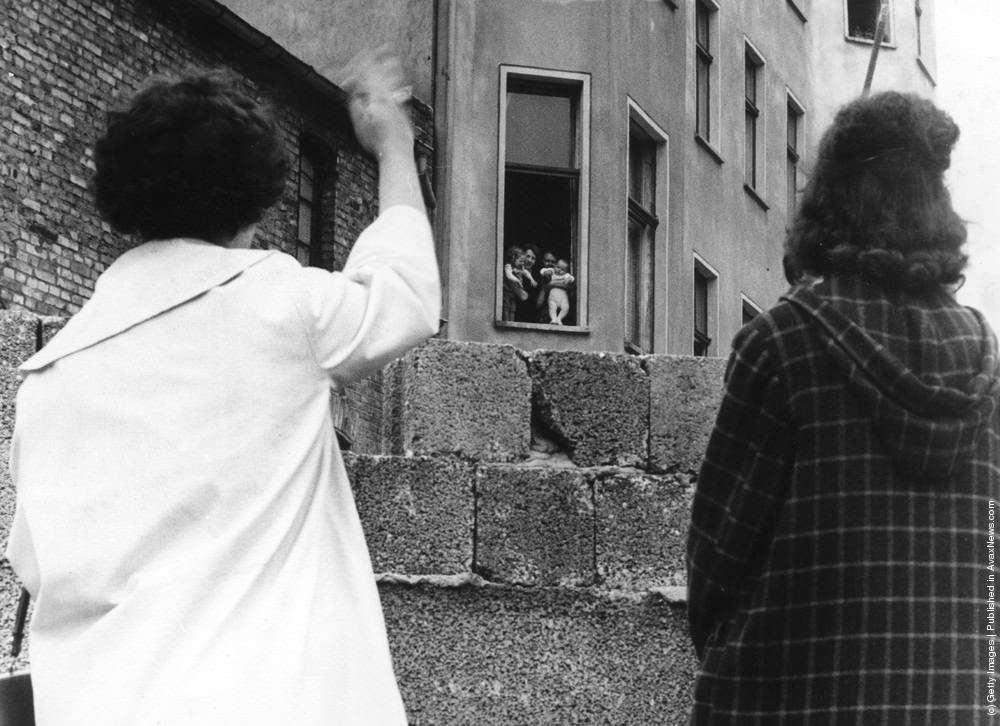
[502,245,533,320]
[539,258,574,325]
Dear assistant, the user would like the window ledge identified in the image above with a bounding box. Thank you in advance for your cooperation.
[916,56,937,87]
[694,134,724,165]
[786,0,806,22]
[845,36,897,50]
[743,183,770,211]
[495,320,591,334]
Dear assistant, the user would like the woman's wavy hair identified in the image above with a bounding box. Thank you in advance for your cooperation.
[93,69,290,243]
[784,91,967,292]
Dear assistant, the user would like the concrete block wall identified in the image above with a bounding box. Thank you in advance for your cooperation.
[0,315,728,724]
[366,338,727,723]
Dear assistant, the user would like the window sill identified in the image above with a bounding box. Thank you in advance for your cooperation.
[916,56,937,87]
[786,0,806,22]
[845,36,897,50]
[694,134,724,165]
[743,183,770,211]
[495,320,591,334]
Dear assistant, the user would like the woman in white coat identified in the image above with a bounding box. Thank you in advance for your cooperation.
[5,52,439,725]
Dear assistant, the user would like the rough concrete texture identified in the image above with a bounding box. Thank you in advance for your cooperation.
[0,312,37,441]
[530,350,648,468]
[39,316,66,347]
[381,582,697,725]
[595,469,693,591]
[476,464,594,587]
[384,339,531,462]
[645,355,727,475]
[347,454,475,574]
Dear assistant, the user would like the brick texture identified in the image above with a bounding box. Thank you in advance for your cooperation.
[0,0,432,444]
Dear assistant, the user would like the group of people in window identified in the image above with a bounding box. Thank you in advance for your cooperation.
[501,245,576,325]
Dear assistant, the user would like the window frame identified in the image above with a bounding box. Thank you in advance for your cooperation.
[845,0,894,45]
[693,253,719,357]
[743,39,766,196]
[741,293,763,326]
[624,100,669,356]
[495,65,591,331]
[786,90,805,219]
[296,147,320,267]
[694,0,721,156]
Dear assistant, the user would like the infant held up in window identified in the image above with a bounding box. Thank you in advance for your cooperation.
[539,258,574,325]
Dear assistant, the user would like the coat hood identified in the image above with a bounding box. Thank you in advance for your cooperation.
[783,276,1000,480]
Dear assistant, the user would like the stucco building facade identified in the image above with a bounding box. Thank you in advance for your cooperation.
[222,0,937,358]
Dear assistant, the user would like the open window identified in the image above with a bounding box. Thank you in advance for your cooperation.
[846,0,892,43]
[497,66,590,329]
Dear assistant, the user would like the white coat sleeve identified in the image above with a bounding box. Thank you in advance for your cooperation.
[293,204,441,387]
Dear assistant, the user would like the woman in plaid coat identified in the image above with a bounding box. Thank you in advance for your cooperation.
[688,92,999,724]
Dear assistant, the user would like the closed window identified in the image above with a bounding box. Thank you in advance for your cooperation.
[694,257,718,357]
[744,43,765,191]
[786,94,804,217]
[625,108,667,355]
[695,1,718,143]
[742,295,762,326]
[497,67,590,328]
[296,151,318,266]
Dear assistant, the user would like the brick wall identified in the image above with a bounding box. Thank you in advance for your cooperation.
[0,0,434,445]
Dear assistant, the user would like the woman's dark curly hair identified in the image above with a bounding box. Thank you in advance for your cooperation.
[93,69,290,243]
[784,91,967,292]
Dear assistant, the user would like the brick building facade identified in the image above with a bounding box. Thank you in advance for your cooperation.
[0,0,434,449]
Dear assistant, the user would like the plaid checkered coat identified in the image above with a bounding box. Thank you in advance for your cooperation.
[689,274,1000,724]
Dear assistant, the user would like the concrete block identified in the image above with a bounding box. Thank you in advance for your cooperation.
[530,351,648,468]
[476,464,594,587]
[645,355,727,476]
[0,311,38,440]
[381,582,697,725]
[347,454,474,574]
[385,339,531,462]
[595,469,693,591]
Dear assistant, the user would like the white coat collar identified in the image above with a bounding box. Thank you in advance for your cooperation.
[21,238,277,372]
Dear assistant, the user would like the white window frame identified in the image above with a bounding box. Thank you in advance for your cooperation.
[625,99,669,355]
[693,253,719,357]
[495,65,591,330]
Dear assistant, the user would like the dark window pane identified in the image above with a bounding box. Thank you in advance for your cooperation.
[694,272,708,336]
[628,124,656,209]
[696,56,710,139]
[696,2,709,48]
[503,169,578,325]
[847,0,890,42]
